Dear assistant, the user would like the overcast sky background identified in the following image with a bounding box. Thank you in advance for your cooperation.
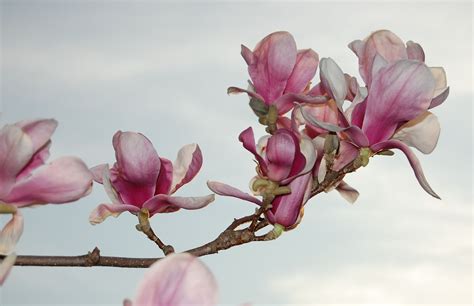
[0,1,472,305]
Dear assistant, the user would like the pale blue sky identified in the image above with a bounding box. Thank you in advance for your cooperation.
[0,1,472,305]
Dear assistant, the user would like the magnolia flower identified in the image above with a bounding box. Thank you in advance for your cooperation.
[207,127,316,229]
[89,131,214,224]
[123,253,219,306]
[228,31,327,116]
[304,57,444,198]
[0,119,93,284]
[348,29,449,107]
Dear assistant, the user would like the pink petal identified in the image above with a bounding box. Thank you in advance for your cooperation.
[406,41,425,62]
[273,92,328,115]
[155,158,173,195]
[143,194,215,215]
[169,144,203,194]
[319,57,347,107]
[266,173,312,228]
[207,181,261,205]
[227,86,265,102]
[15,118,57,153]
[0,253,16,286]
[89,203,141,225]
[238,127,268,174]
[393,111,440,154]
[102,166,122,204]
[333,141,360,171]
[0,208,23,255]
[248,31,297,103]
[90,163,108,184]
[302,100,339,138]
[266,130,298,181]
[362,60,435,145]
[6,157,93,206]
[113,131,161,185]
[349,30,408,85]
[430,67,448,99]
[285,49,319,94]
[16,142,51,181]
[0,125,34,198]
[240,44,255,65]
[371,139,440,199]
[133,253,218,306]
[335,180,359,204]
[429,87,449,109]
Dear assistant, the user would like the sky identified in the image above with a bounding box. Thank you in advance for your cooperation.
[0,1,472,305]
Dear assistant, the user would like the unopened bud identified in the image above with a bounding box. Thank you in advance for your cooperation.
[249,98,269,118]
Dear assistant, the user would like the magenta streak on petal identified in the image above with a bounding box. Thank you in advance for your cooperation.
[170,144,203,194]
[266,173,311,228]
[285,49,319,94]
[110,168,156,207]
[362,60,435,145]
[16,142,51,181]
[249,31,297,103]
[155,157,173,195]
[371,139,440,199]
[266,131,296,182]
[239,127,268,174]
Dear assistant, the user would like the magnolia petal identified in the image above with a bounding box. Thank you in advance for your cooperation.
[319,57,347,107]
[143,194,215,215]
[0,209,23,255]
[133,253,218,306]
[15,119,57,153]
[333,141,360,171]
[345,86,367,123]
[371,140,440,199]
[169,144,203,194]
[239,127,268,174]
[299,136,317,175]
[89,203,141,225]
[0,253,16,286]
[317,158,327,183]
[102,166,122,204]
[241,44,255,65]
[90,164,108,184]
[406,41,425,62]
[351,30,408,84]
[227,86,265,102]
[113,131,161,185]
[266,173,312,228]
[207,181,261,205]
[266,131,297,182]
[393,112,440,154]
[249,31,297,103]
[285,49,319,94]
[16,142,51,181]
[370,54,389,80]
[429,86,450,109]
[0,125,34,198]
[273,93,328,115]
[6,157,93,207]
[302,100,339,138]
[430,67,447,95]
[155,158,173,195]
[335,180,359,204]
[362,60,435,145]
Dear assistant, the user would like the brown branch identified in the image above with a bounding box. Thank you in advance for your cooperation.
[136,208,174,255]
[2,209,273,268]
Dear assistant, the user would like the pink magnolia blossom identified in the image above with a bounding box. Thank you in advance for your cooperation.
[304,48,446,198]
[0,119,93,284]
[123,253,218,306]
[207,127,316,229]
[89,131,214,224]
[228,31,327,115]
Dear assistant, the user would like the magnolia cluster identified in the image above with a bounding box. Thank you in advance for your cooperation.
[209,30,448,231]
[0,30,448,305]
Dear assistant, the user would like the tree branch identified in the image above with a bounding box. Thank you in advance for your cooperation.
[2,209,273,268]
